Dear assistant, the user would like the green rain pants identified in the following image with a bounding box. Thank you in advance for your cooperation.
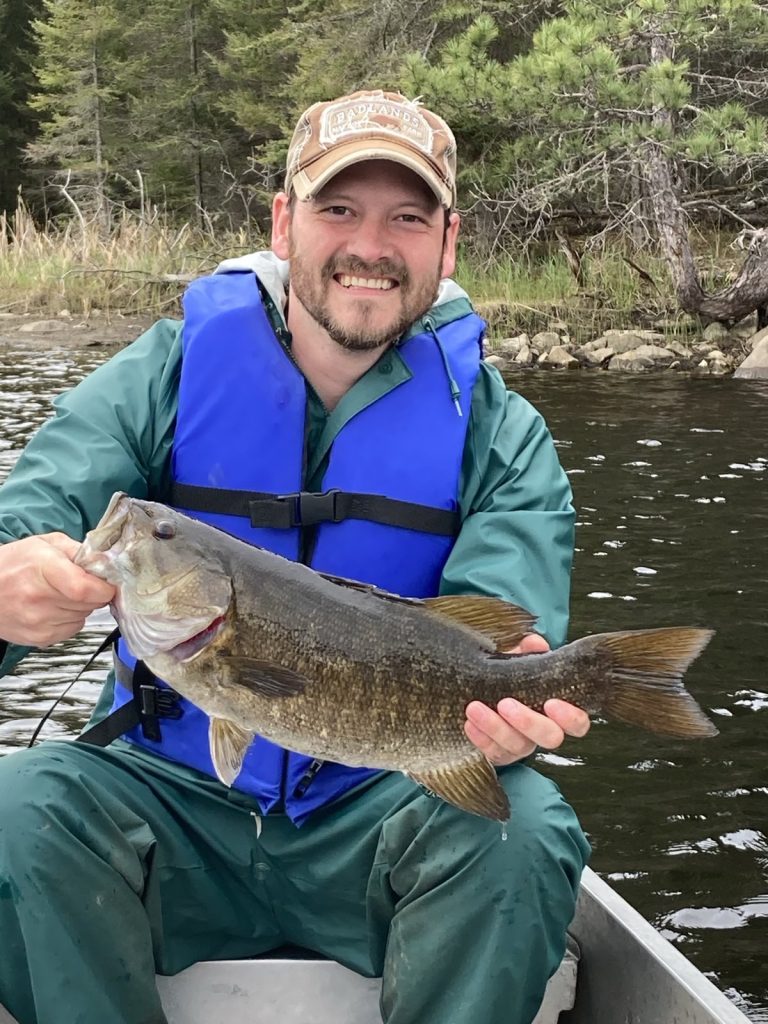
[0,740,589,1024]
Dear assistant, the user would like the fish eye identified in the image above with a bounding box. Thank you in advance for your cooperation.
[153,520,176,540]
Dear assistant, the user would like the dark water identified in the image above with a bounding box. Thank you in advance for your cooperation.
[512,371,768,1022]
[0,345,765,1019]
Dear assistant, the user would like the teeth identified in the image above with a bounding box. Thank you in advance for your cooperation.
[338,275,395,290]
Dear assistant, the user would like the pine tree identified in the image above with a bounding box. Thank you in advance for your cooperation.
[404,0,768,320]
[0,0,44,214]
[117,0,244,220]
[28,0,125,229]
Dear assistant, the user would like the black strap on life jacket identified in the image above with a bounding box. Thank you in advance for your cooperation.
[77,645,183,748]
[169,482,460,537]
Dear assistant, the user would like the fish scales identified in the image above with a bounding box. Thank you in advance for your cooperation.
[74,493,719,821]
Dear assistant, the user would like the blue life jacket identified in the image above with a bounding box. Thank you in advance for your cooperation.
[110,270,484,824]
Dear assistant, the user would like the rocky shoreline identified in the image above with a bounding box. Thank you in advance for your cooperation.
[484,323,768,378]
[2,309,768,377]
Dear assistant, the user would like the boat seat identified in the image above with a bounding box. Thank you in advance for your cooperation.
[156,937,580,1024]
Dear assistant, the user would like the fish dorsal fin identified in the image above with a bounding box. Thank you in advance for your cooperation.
[318,570,423,606]
[408,754,510,821]
[423,595,536,651]
[223,657,308,698]
[209,717,254,786]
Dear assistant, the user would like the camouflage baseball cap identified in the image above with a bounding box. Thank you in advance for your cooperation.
[285,90,457,210]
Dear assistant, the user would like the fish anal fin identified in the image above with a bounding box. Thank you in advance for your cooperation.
[223,657,307,698]
[209,717,254,786]
[409,755,510,821]
[423,595,537,651]
[591,627,719,738]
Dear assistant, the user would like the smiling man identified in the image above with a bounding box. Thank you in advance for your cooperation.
[0,90,590,1024]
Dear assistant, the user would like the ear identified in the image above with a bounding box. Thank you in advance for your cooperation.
[272,192,292,260]
[440,212,461,279]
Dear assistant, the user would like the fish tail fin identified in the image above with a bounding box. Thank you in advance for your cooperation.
[584,627,718,738]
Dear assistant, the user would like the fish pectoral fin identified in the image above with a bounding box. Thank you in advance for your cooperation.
[423,595,537,652]
[223,657,308,698]
[209,717,254,786]
[408,755,510,821]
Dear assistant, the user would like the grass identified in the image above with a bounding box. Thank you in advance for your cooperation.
[0,201,266,318]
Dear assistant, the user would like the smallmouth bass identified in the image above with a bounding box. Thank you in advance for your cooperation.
[75,493,718,820]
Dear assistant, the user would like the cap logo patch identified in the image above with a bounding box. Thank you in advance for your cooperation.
[319,98,434,155]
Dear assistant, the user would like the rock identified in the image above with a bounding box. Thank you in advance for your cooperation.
[484,354,506,369]
[705,349,726,362]
[547,320,569,332]
[702,321,728,343]
[58,309,71,318]
[586,329,666,354]
[514,345,532,366]
[531,331,563,353]
[709,360,730,376]
[579,346,614,366]
[17,319,63,334]
[665,340,693,358]
[734,335,768,379]
[730,313,758,340]
[495,334,529,356]
[632,344,676,364]
[748,326,768,351]
[607,351,655,372]
[540,345,579,368]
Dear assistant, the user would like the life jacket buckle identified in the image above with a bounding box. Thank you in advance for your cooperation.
[138,683,183,741]
[293,759,325,798]
[275,489,343,527]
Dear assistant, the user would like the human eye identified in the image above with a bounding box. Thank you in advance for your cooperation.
[398,212,427,224]
[322,204,352,217]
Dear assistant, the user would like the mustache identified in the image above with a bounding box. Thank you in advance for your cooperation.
[323,257,409,287]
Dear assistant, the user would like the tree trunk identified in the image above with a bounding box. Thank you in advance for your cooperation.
[645,29,768,326]
[188,2,204,226]
[91,42,109,236]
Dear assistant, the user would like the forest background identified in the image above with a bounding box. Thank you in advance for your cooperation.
[2,0,768,333]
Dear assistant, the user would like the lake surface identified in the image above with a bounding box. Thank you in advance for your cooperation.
[0,341,765,1019]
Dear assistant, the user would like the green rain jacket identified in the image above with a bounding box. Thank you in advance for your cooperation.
[0,258,575,728]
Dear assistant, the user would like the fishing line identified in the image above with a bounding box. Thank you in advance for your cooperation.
[27,627,119,748]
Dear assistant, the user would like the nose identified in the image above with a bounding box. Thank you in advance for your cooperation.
[346,213,393,266]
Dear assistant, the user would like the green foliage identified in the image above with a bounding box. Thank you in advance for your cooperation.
[1,0,765,261]
[0,0,44,214]
[401,0,768,251]
[27,0,126,221]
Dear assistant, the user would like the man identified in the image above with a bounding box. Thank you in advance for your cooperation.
[0,90,590,1024]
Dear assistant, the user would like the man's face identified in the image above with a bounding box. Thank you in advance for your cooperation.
[272,160,460,352]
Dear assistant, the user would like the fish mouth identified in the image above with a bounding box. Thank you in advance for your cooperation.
[167,614,227,662]
[74,492,132,572]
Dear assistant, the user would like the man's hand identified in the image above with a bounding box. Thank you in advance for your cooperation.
[0,534,116,647]
[464,633,591,766]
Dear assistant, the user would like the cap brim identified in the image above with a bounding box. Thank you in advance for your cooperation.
[290,139,453,210]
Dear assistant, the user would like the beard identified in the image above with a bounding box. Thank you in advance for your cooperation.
[288,244,442,352]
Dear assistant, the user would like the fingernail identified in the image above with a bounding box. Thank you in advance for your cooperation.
[498,697,522,713]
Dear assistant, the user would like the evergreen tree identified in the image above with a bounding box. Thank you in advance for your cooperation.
[0,0,44,214]
[404,0,768,319]
[118,0,244,220]
[28,0,126,228]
